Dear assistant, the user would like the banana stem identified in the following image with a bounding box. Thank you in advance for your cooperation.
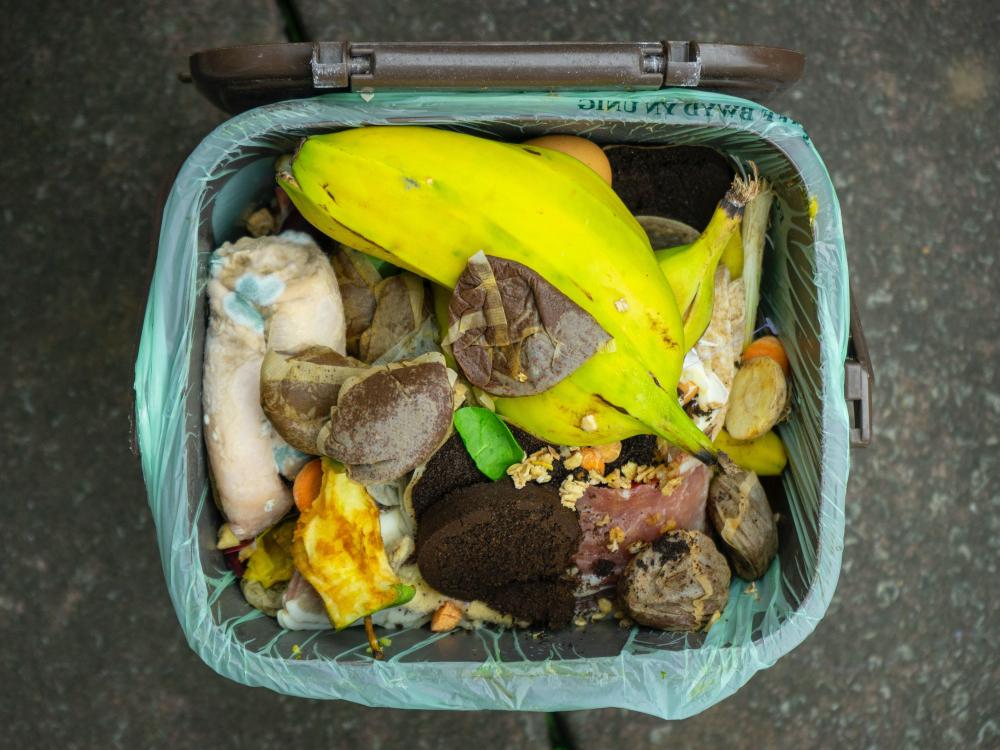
[724,161,762,215]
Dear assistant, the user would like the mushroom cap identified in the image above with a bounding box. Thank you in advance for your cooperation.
[619,529,731,631]
[318,352,454,483]
[448,252,610,397]
[260,346,363,455]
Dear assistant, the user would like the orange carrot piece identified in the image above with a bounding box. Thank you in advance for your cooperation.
[579,448,605,475]
[293,458,323,512]
[742,335,790,376]
[579,442,622,476]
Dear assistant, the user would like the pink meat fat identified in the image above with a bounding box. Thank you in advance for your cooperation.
[572,454,711,595]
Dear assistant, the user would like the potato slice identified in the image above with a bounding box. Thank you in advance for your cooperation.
[724,356,789,441]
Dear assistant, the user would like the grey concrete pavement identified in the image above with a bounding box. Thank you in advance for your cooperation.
[2,1,998,748]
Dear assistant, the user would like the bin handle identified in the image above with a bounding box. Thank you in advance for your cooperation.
[187,41,805,114]
[845,288,874,447]
[314,41,805,96]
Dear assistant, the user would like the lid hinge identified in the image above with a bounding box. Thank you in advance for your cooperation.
[312,41,355,89]
[312,41,680,91]
[663,40,702,87]
[845,360,872,447]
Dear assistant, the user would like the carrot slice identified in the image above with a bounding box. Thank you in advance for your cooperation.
[293,458,323,512]
[742,335,790,376]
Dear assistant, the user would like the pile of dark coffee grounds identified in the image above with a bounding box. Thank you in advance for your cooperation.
[604,145,734,232]
[412,430,660,521]
[486,579,576,630]
[411,424,570,520]
[416,482,580,627]
[410,432,481,520]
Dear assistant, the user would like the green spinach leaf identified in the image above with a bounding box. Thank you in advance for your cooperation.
[453,407,525,481]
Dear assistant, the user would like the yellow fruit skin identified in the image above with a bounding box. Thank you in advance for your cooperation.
[243,518,295,589]
[507,348,712,454]
[432,286,711,453]
[280,126,684,388]
[654,199,743,350]
[493,355,649,446]
[522,141,647,245]
[522,135,613,186]
[292,460,414,629]
[282,126,717,458]
[431,288,657,446]
[713,428,787,476]
[720,227,744,279]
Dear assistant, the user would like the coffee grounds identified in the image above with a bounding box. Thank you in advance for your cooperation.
[411,425,548,519]
[413,430,663,523]
[604,145,734,231]
[410,433,480,520]
[486,579,577,630]
[416,482,580,626]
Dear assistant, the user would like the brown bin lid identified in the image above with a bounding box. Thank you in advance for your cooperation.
[190,41,804,114]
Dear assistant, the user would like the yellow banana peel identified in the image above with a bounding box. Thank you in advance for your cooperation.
[713,428,787,476]
[279,127,715,458]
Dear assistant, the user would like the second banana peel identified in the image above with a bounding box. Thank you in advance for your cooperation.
[655,167,761,351]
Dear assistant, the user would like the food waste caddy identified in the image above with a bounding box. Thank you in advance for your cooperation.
[133,40,874,719]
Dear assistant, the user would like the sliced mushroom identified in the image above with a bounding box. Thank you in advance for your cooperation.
[331,247,381,357]
[724,355,789,441]
[359,273,427,363]
[260,346,364,455]
[317,352,454,482]
[707,454,778,579]
[447,252,610,396]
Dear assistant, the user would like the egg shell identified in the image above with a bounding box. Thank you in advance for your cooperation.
[522,135,613,185]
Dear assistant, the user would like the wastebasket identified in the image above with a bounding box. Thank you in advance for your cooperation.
[134,40,873,719]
